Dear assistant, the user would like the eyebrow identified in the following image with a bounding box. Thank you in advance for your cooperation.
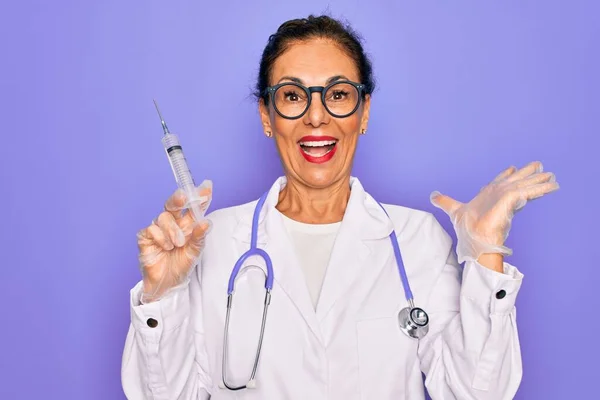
[276,75,349,85]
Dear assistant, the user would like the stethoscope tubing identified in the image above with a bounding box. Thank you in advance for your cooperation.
[221,190,428,391]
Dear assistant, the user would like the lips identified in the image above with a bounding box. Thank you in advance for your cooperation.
[298,135,338,164]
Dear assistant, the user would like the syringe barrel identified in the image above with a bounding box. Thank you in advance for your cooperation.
[162,133,196,189]
[162,133,207,221]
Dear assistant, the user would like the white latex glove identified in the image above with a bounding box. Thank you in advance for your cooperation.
[136,180,213,303]
[430,161,559,264]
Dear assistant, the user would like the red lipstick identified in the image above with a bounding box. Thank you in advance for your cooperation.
[298,136,338,164]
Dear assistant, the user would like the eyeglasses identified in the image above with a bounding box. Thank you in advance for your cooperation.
[264,80,365,120]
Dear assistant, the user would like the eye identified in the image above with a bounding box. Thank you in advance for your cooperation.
[283,90,302,102]
[330,90,349,100]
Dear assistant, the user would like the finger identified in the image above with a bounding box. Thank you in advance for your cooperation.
[164,188,187,219]
[523,181,560,200]
[186,180,213,210]
[146,224,175,251]
[156,211,186,248]
[430,191,462,215]
[502,191,528,213]
[165,180,213,220]
[178,210,205,237]
[505,161,543,183]
[515,172,555,189]
[136,228,153,246]
[185,186,213,223]
[178,204,209,235]
[176,189,212,232]
[183,221,211,260]
[492,165,517,183]
[190,220,211,243]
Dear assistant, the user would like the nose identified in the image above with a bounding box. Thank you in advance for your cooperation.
[303,91,330,127]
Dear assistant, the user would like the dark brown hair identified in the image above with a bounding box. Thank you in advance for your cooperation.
[254,14,376,104]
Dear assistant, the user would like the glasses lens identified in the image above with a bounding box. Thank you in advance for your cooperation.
[273,84,308,118]
[324,82,359,117]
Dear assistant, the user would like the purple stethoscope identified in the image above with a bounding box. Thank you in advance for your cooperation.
[220,191,430,391]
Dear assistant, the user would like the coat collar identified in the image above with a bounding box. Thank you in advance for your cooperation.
[232,176,394,245]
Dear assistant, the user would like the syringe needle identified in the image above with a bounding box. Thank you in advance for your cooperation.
[153,99,170,135]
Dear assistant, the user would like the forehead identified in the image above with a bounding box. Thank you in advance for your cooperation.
[270,38,360,85]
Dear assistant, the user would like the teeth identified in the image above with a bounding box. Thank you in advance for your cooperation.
[299,140,337,147]
[301,147,334,157]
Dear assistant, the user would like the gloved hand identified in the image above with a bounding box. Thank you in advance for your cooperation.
[430,161,559,264]
[136,180,213,303]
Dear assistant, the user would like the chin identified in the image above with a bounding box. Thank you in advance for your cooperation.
[297,169,345,189]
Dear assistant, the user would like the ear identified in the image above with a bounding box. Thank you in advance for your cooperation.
[259,98,272,135]
[360,94,371,132]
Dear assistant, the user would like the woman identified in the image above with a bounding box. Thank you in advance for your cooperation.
[122,15,558,399]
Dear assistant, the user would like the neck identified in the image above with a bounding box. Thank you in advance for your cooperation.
[276,175,351,224]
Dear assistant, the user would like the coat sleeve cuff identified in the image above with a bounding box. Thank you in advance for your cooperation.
[460,261,524,315]
[129,280,191,335]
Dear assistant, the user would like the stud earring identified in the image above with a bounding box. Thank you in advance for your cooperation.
[265,131,272,137]
[360,129,367,135]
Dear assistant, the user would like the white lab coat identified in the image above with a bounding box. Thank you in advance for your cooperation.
[122,176,524,400]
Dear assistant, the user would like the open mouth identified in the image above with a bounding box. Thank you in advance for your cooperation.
[298,139,338,157]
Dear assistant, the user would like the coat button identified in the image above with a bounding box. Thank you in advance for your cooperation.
[147,318,158,328]
[496,290,506,299]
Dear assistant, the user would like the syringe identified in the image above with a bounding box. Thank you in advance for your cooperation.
[153,100,210,223]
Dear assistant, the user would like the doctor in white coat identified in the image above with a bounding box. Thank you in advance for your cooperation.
[122,15,559,400]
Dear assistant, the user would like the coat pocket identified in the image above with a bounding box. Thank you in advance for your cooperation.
[356,316,418,399]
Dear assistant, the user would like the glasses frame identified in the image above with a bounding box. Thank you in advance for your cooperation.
[264,80,366,120]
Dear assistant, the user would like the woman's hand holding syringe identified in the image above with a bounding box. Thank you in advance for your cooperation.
[135,100,213,303]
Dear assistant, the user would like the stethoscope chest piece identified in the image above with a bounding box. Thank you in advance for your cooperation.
[398,304,429,339]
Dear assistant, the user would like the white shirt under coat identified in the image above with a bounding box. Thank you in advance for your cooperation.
[280,211,341,309]
[121,176,524,399]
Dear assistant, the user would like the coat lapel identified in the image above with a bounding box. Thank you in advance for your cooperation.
[315,177,394,323]
[232,177,324,343]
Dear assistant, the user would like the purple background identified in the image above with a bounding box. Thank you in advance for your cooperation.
[1,0,597,398]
